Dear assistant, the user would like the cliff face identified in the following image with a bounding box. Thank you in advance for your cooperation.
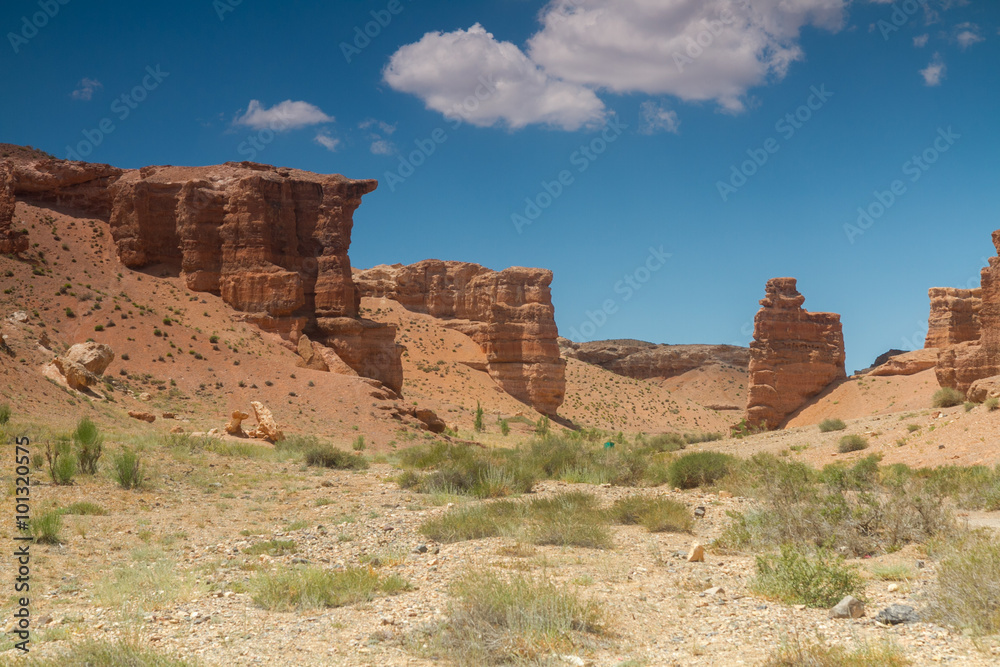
[560,339,749,380]
[355,260,566,415]
[746,278,846,429]
[936,231,1000,394]
[925,287,981,349]
[1,156,403,392]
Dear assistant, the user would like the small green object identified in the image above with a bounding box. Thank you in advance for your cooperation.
[603,441,615,449]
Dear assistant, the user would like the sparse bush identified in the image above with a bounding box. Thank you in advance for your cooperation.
[906,423,920,433]
[751,545,864,608]
[31,510,64,544]
[684,431,725,444]
[667,451,735,489]
[244,540,297,556]
[72,416,103,474]
[986,397,999,411]
[499,418,510,436]
[607,495,693,533]
[420,501,522,543]
[23,637,196,667]
[819,418,847,432]
[46,437,76,485]
[351,435,366,452]
[927,530,1000,635]
[61,501,108,516]
[932,387,964,408]
[647,432,686,452]
[250,565,409,611]
[837,434,869,453]
[0,403,11,425]
[419,570,603,666]
[474,401,484,432]
[869,563,914,581]
[535,415,550,436]
[964,401,976,412]
[64,306,75,318]
[305,443,368,470]
[112,448,144,489]
[764,638,909,667]
[528,492,612,549]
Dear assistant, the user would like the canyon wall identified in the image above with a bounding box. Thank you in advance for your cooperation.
[0,157,402,392]
[925,287,981,349]
[355,260,565,415]
[560,339,749,380]
[746,277,846,428]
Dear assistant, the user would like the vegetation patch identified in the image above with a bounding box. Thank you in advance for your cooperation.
[751,545,864,608]
[818,418,847,432]
[250,565,410,611]
[606,495,693,533]
[927,530,1000,635]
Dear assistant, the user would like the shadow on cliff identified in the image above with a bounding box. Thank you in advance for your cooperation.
[779,377,852,428]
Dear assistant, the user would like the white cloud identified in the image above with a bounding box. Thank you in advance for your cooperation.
[955,22,983,49]
[359,119,397,135]
[920,53,946,86]
[313,131,340,152]
[913,33,929,47]
[70,78,102,101]
[369,139,395,155]
[527,0,849,113]
[234,100,334,131]
[383,23,607,131]
[639,102,680,135]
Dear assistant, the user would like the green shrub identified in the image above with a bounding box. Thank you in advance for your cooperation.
[751,545,864,608]
[61,501,108,516]
[932,387,965,408]
[421,570,603,666]
[764,638,909,667]
[499,418,510,436]
[683,431,724,444]
[837,434,869,453]
[474,401,484,432]
[986,397,999,411]
[22,637,196,667]
[351,435,366,452]
[535,415,550,436]
[667,451,735,489]
[305,443,369,470]
[31,510,63,545]
[906,423,920,433]
[420,501,523,543]
[607,495,692,533]
[927,530,1000,635]
[646,433,686,452]
[73,417,103,474]
[0,403,10,425]
[250,566,409,611]
[818,418,847,432]
[112,448,144,489]
[46,437,76,485]
[243,539,297,556]
[528,492,612,549]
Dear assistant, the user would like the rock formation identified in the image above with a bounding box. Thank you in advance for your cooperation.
[936,231,1000,394]
[746,278,846,428]
[247,401,283,443]
[0,154,403,393]
[866,349,937,377]
[560,339,749,380]
[355,260,565,415]
[52,342,115,391]
[225,410,250,436]
[128,411,156,423]
[925,287,981,349]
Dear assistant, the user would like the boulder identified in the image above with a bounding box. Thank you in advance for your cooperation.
[225,410,250,436]
[746,278,845,429]
[128,411,155,423]
[315,342,359,377]
[53,357,98,391]
[829,595,865,619]
[687,543,705,562]
[295,334,329,371]
[874,604,919,625]
[968,375,1000,403]
[248,401,283,443]
[866,348,938,376]
[63,341,115,375]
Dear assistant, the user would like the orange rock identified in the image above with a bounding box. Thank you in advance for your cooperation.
[355,260,565,415]
[249,401,283,443]
[225,410,250,436]
[866,349,937,377]
[746,278,845,429]
[128,411,155,423]
[925,287,981,349]
[561,339,748,381]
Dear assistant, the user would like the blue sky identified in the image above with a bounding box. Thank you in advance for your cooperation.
[2,0,999,372]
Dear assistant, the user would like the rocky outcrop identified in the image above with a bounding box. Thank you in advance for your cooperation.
[560,339,749,379]
[225,410,250,436]
[355,260,565,415]
[1,153,403,393]
[925,287,981,349]
[968,375,1000,403]
[248,401,283,443]
[746,278,846,429]
[52,342,115,391]
[866,349,938,377]
[936,231,1000,394]
[128,411,156,423]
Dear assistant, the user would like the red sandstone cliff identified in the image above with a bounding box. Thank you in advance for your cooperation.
[354,260,565,415]
[1,155,403,393]
[559,339,749,380]
[925,287,981,349]
[746,277,846,429]
[936,231,1000,394]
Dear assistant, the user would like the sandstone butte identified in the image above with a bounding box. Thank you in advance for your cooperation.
[354,260,566,416]
[935,229,1000,394]
[925,287,981,349]
[746,277,846,429]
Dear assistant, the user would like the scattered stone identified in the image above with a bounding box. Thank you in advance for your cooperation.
[888,583,900,593]
[161,412,175,419]
[694,506,706,518]
[875,604,920,625]
[829,595,865,619]
[704,586,725,596]
[128,411,155,423]
[139,392,152,402]
[412,544,428,554]
[170,426,184,434]
[687,543,705,563]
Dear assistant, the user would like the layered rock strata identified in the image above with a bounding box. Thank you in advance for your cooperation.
[925,287,981,349]
[746,278,846,428]
[560,339,749,379]
[355,260,565,415]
